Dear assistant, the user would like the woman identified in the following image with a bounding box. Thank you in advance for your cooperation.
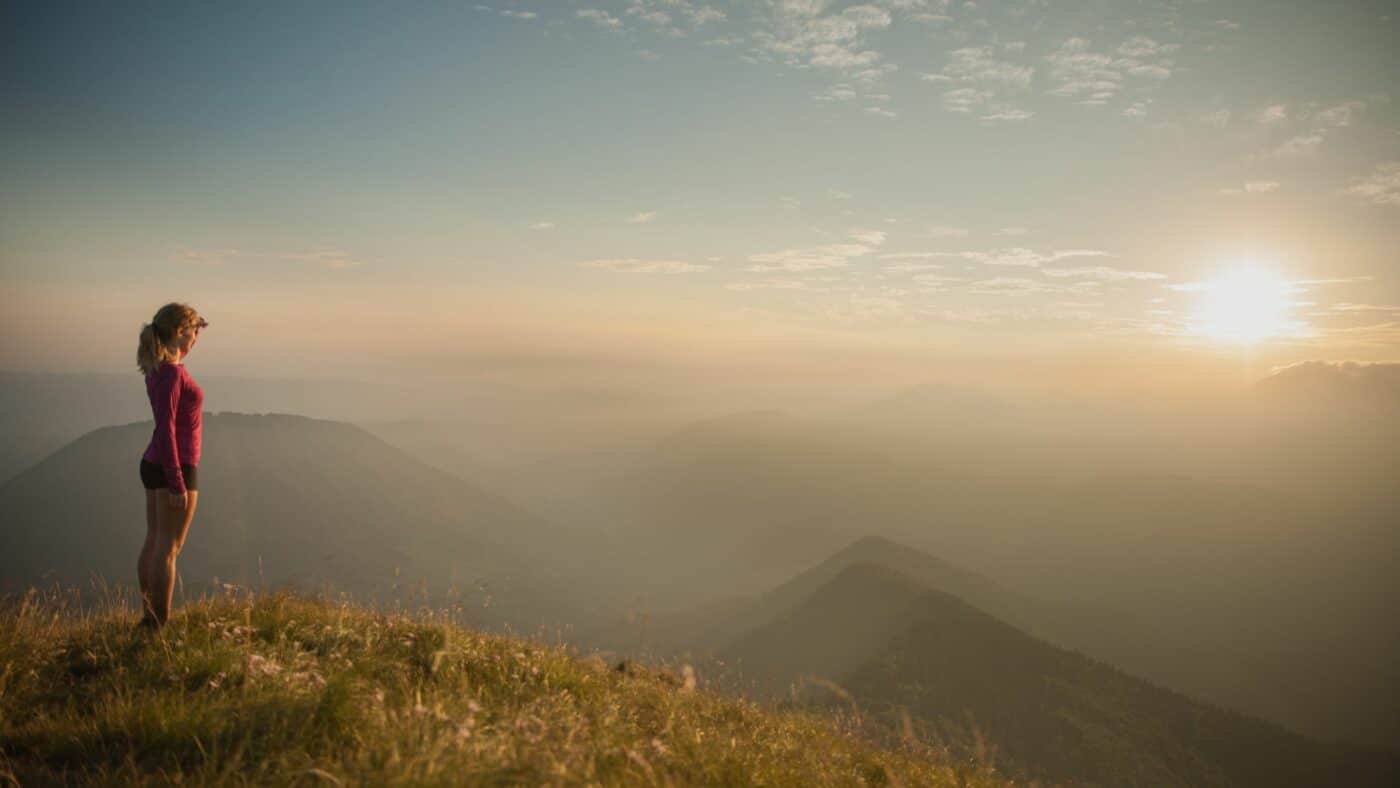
[135,303,207,629]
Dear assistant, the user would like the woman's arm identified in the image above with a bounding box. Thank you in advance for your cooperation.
[151,366,187,495]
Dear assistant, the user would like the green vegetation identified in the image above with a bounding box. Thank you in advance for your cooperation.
[0,589,1004,787]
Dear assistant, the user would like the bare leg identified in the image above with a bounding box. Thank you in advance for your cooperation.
[151,489,199,627]
[139,489,159,624]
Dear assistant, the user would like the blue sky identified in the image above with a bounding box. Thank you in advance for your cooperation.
[2,1,1398,395]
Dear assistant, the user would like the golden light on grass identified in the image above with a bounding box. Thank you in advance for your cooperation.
[1188,264,1301,345]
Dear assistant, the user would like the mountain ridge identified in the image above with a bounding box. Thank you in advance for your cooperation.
[0,412,620,633]
[723,561,1400,787]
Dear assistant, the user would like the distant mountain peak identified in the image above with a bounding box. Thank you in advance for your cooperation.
[1253,360,1400,407]
[836,534,949,565]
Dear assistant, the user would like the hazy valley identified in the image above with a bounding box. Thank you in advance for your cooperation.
[3,360,1397,786]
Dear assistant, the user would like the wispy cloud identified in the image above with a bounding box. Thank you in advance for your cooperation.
[822,291,906,322]
[1046,36,1176,107]
[814,83,858,101]
[1330,302,1400,313]
[1314,100,1365,129]
[877,251,941,260]
[911,272,961,289]
[968,276,1071,296]
[620,1,727,37]
[1166,275,1373,296]
[942,86,991,112]
[624,1,680,37]
[928,225,968,238]
[917,307,1001,323]
[922,44,1036,122]
[746,242,875,272]
[578,258,710,273]
[981,107,1034,122]
[935,83,1034,122]
[688,6,726,26]
[938,45,1034,88]
[1218,180,1281,197]
[754,3,893,71]
[1272,134,1323,157]
[500,9,537,20]
[1344,162,1400,206]
[1040,265,1165,281]
[965,278,1106,301]
[917,303,1103,323]
[626,211,658,223]
[1265,99,1370,157]
[947,247,1110,267]
[849,229,888,245]
[577,8,622,29]
[725,279,808,291]
[1121,100,1151,118]
[529,221,555,230]
[1291,276,1375,287]
[1045,39,1120,105]
[886,262,948,272]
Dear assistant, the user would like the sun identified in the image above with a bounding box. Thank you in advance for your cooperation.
[1189,265,1299,345]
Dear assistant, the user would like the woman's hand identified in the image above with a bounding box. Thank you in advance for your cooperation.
[169,492,187,510]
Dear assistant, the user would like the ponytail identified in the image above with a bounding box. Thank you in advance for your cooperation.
[137,303,200,375]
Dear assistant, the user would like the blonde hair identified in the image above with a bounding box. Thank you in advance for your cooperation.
[137,303,202,376]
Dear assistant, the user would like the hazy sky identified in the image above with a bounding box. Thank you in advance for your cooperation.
[3,0,1397,399]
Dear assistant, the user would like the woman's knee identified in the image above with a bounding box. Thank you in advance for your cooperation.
[154,499,181,552]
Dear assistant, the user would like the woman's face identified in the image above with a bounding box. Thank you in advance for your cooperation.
[172,320,200,359]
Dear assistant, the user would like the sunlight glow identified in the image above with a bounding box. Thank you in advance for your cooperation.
[1189,265,1301,345]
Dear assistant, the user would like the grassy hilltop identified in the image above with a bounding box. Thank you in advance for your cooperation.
[0,589,1004,787]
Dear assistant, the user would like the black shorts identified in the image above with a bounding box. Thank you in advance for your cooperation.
[139,459,198,492]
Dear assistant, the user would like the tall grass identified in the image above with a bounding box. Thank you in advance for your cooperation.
[0,587,1006,786]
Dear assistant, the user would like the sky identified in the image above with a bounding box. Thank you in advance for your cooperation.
[2,0,1398,405]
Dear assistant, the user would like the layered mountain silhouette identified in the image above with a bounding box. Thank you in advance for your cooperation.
[701,535,1041,652]
[0,369,552,486]
[0,370,150,485]
[0,412,620,632]
[4,372,1396,757]
[597,404,1398,749]
[716,556,1398,787]
[577,534,1025,659]
[587,533,1162,677]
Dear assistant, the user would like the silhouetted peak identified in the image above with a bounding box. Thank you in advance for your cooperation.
[823,561,925,594]
[1252,360,1400,409]
[833,534,954,571]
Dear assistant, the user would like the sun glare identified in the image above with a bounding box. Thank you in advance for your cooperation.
[1189,265,1300,345]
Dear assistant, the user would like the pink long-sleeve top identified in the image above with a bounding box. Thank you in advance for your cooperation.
[142,361,204,495]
